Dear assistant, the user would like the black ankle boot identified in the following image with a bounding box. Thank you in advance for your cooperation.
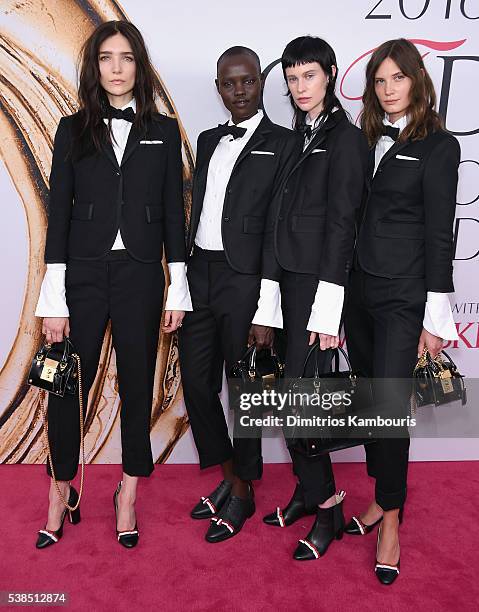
[293,491,346,561]
[263,483,316,527]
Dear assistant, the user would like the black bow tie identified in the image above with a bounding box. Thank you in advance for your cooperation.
[382,125,400,141]
[104,106,136,123]
[217,124,247,140]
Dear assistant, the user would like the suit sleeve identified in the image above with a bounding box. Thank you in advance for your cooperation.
[44,117,74,263]
[423,135,460,293]
[163,118,186,262]
[261,134,302,282]
[318,127,369,285]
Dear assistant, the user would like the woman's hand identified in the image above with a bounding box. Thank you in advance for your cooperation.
[417,328,443,358]
[42,317,70,344]
[162,310,185,333]
[309,332,340,349]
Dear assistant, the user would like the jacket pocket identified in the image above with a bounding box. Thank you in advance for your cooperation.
[243,216,266,234]
[145,205,163,223]
[390,158,421,169]
[71,203,94,221]
[375,220,424,239]
[292,214,325,233]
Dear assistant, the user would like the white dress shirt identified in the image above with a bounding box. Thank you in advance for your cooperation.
[195,110,264,250]
[35,98,192,317]
[253,111,345,335]
[374,114,458,341]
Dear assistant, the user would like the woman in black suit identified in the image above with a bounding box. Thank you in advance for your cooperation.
[255,36,368,560]
[344,38,460,584]
[34,21,190,549]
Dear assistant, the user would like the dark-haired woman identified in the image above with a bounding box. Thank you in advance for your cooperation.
[34,21,190,549]
[343,38,459,584]
[254,36,368,560]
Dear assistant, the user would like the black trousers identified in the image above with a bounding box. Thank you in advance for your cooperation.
[178,248,262,481]
[281,271,336,508]
[344,267,426,511]
[47,250,165,481]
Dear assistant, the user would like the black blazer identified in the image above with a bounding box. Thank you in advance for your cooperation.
[187,115,301,274]
[263,110,369,285]
[44,111,186,264]
[355,129,460,293]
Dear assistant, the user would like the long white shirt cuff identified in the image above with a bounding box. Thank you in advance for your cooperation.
[164,262,193,311]
[252,279,283,328]
[423,292,458,341]
[35,263,70,318]
[306,281,344,336]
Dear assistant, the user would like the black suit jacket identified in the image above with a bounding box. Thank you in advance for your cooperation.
[263,109,369,285]
[44,111,186,264]
[355,129,460,292]
[187,115,301,274]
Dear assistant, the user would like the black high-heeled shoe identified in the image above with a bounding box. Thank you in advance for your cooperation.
[36,486,81,549]
[375,524,400,585]
[345,507,403,536]
[263,483,316,528]
[113,481,139,549]
[293,491,346,561]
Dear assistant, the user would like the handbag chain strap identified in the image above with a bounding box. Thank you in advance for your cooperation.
[38,353,85,512]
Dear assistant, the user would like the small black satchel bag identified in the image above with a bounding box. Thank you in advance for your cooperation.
[230,344,284,384]
[412,349,467,411]
[287,343,375,457]
[28,337,78,397]
[27,338,85,511]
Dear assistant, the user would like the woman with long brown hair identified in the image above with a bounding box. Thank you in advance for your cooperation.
[344,38,459,584]
[34,20,190,549]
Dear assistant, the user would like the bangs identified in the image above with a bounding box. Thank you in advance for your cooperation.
[281,36,333,70]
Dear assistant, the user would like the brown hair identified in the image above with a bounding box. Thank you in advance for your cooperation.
[360,38,443,147]
[77,20,161,151]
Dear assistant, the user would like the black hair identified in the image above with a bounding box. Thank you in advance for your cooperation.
[216,46,261,75]
[281,36,344,130]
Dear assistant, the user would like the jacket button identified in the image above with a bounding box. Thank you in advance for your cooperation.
[224,217,230,222]
[283,187,289,194]
[278,216,283,221]
[227,188,232,194]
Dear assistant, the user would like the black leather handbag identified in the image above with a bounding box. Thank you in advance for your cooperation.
[28,338,79,397]
[412,349,467,412]
[287,343,375,457]
[27,338,85,511]
[230,344,284,384]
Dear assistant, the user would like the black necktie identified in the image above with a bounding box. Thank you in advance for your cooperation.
[299,124,313,139]
[104,106,136,123]
[381,125,400,141]
[217,124,247,140]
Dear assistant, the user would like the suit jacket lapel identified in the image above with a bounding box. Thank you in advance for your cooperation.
[102,140,120,171]
[231,125,269,174]
[375,138,410,172]
[188,129,224,250]
[120,123,142,167]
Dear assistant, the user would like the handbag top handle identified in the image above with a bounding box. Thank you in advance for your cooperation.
[300,343,353,379]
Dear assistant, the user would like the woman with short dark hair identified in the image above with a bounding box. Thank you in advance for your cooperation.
[257,35,368,561]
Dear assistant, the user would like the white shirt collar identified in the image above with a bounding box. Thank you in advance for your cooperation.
[383,113,408,133]
[227,109,263,133]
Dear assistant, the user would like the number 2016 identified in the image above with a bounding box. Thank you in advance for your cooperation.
[366,0,479,20]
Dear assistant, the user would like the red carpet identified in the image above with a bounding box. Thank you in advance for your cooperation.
[0,462,478,611]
